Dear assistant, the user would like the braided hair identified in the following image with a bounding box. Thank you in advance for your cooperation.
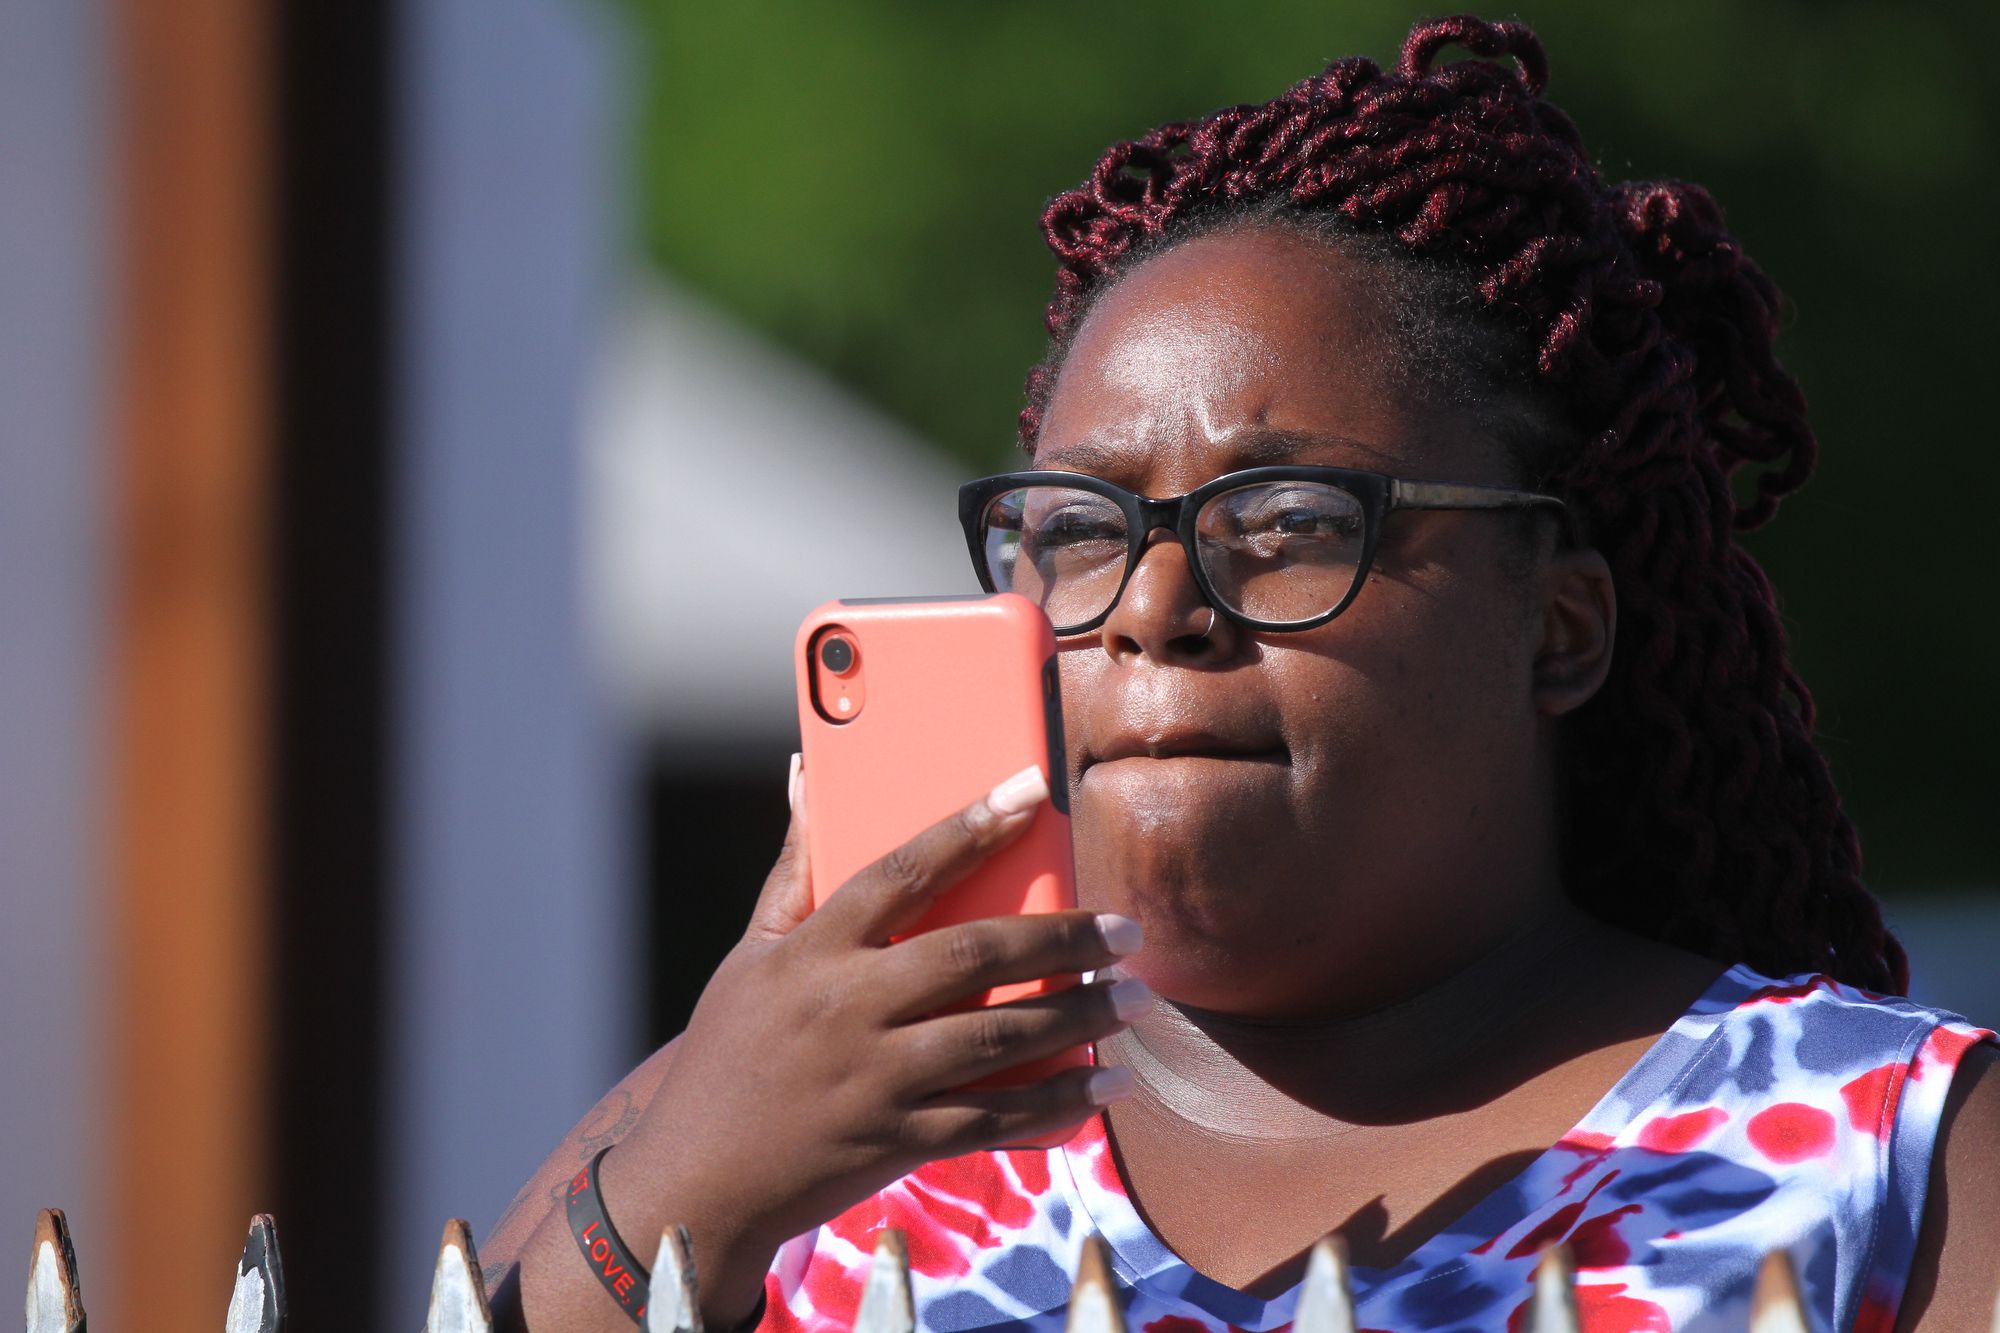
[1020,14,1907,993]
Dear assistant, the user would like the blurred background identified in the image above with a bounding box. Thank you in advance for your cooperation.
[2,0,1994,1328]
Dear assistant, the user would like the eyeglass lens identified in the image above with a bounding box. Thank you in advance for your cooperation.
[979,481,1368,630]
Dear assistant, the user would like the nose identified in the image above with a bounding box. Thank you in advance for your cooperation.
[1097,529,1232,664]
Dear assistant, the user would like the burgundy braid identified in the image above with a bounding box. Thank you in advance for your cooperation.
[1021,15,1906,993]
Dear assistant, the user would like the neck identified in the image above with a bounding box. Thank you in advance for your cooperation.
[1101,902,1622,1141]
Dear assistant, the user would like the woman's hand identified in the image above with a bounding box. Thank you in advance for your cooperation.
[598,763,1148,1329]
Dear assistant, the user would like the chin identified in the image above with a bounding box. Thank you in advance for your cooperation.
[1119,939,1311,1017]
[1088,871,1314,1001]
[1117,948,1245,1010]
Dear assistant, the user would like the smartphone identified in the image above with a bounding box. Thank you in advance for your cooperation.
[793,593,1089,1088]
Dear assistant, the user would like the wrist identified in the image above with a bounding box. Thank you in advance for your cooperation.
[565,1148,651,1323]
[597,1140,778,1331]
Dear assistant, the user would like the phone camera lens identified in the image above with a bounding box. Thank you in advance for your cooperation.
[819,635,856,675]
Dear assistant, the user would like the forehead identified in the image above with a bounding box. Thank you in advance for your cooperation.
[1034,226,1501,490]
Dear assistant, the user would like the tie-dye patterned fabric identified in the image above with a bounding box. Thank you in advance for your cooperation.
[758,966,1992,1333]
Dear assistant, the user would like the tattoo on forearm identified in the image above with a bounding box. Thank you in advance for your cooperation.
[483,1086,646,1269]
[575,1088,641,1157]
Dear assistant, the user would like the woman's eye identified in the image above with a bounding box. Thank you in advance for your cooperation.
[1239,499,1360,539]
[1025,508,1124,551]
[1275,509,1332,535]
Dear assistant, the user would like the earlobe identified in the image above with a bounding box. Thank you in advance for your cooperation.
[1533,547,1616,717]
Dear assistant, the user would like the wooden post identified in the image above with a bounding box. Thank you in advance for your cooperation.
[107,0,272,1327]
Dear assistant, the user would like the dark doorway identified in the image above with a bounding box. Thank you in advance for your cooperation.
[643,747,795,1048]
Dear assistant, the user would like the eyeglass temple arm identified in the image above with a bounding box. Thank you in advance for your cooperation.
[1390,479,1566,512]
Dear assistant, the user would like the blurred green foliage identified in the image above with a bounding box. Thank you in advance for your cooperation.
[619,0,1997,892]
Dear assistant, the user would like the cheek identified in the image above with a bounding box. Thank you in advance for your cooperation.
[1293,577,1538,800]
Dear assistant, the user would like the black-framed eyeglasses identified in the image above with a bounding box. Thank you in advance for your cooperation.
[958,466,1568,635]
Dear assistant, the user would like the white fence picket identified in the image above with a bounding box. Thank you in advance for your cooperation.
[1748,1250,1808,1333]
[222,1215,285,1333]
[17,1206,2000,1329]
[854,1230,915,1333]
[1064,1235,1125,1333]
[1294,1235,1355,1333]
[1526,1244,1579,1333]
[423,1219,492,1333]
[646,1225,702,1333]
[23,1210,83,1333]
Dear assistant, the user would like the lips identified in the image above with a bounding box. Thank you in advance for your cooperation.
[1082,729,1289,770]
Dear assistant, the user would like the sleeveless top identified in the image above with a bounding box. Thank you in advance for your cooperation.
[756,966,1993,1333]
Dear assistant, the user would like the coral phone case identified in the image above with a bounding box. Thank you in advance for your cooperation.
[794,593,1089,1089]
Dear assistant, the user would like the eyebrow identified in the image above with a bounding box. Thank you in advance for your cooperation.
[1036,428,1396,475]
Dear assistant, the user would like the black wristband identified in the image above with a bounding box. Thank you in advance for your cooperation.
[567,1148,651,1324]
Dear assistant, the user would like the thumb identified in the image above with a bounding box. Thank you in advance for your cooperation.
[746,753,814,941]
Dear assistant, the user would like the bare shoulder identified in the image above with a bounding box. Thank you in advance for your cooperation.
[478,1036,683,1278]
[1895,1036,2000,1332]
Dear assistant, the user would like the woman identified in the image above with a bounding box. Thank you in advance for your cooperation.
[485,16,1998,1332]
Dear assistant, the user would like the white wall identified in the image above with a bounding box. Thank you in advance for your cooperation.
[0,0,106,1276]
[587,280,973,755]
[388,0,635,1320]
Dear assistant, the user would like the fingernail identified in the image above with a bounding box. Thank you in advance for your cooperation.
[787,753,803,815]
[1086,1065,1134,1106]
[1095,913,1143,956]
[1108,977,1153,1023]
[986,765,1048,816]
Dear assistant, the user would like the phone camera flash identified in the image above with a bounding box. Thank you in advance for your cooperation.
[810,625,866,724]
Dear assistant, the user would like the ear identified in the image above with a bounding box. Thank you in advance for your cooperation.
[1532,546,1615,716]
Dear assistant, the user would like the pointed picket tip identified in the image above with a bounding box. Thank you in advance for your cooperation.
[854,1229,914,1333]
[222,1214,286,1333]
[423,1219,493,1333]
[1066,1234,1127,1333]
[1527,1244,1579,1333]
[1294,1234,1356,1333]
[1749,1249,1809,1333]
[25,1209,85,1333]
[646,1225,702,1333]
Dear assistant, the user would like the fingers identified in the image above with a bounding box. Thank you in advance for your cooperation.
[880,910,1144,1022]
[893,976,1153,1096]
[746,753,815,941]
[810,765,1050,945]
[900,1062,1136,1159]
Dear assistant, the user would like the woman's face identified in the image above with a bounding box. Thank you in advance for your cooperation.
[1039,226,1578,1018]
